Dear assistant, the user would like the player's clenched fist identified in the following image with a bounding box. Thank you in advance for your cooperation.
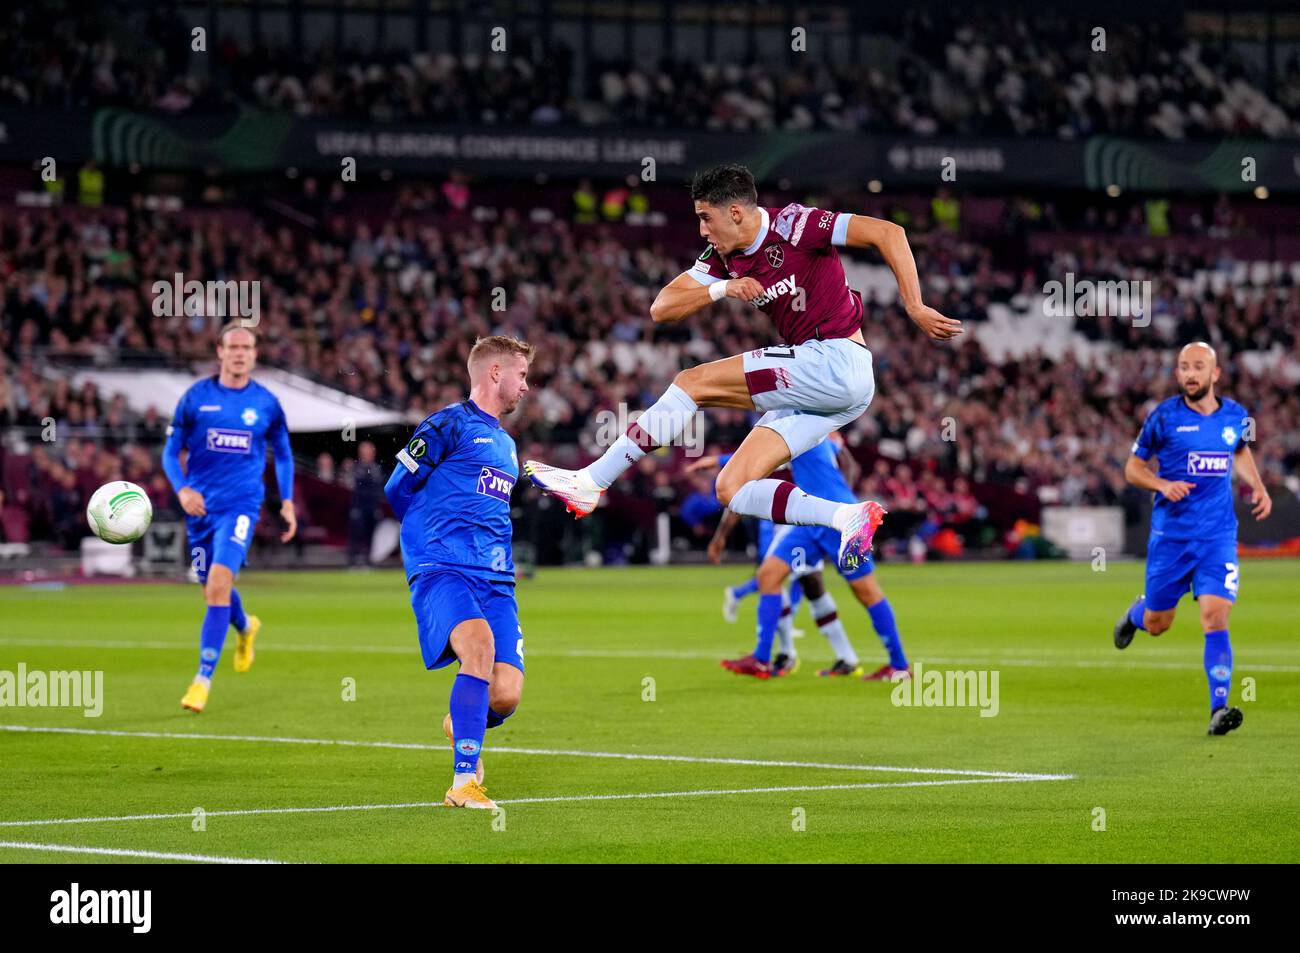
[725,277,766,302]
[178,487,206,516]
[1159,480,1196,502]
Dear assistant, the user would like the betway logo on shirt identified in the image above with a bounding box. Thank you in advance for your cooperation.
[477,466,515,502]
[206,428,253,454]
[1187,451,1230,477]
[752,274,799,308]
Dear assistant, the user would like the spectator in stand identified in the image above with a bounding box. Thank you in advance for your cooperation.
[347,440,384,567]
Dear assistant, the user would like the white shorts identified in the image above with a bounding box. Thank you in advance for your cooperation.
[742,338,875,459]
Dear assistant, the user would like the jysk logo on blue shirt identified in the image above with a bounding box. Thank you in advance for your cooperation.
[477,466,515,502]
[207,428,253,453]
[1187,451,1230,477]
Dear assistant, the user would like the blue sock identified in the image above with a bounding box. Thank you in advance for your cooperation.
[731,577,759,600]
[868,599,908,669]
[229,588,248,633]
[449,673,490,776]
[1204,629,1232,712]
[1128,596,1147,631]
[789,578,804,613]
[198,604,231,679]
[486,708,514,730]
[754,593,783,663]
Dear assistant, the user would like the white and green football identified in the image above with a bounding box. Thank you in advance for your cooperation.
[86,481,153,544]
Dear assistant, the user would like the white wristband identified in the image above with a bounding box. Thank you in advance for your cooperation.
[708,280,729,302]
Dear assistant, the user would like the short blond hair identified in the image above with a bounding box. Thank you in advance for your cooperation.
[218,321,258,345]
[467,335,535,372]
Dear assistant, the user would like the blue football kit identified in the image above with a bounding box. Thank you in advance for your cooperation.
[386,397,525,782]
[164,375,293,686]
[385,399,523,673]
[163,376,294,579]
[1131,395,1249,611]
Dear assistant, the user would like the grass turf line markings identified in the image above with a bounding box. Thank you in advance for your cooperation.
[1,637,1296,671]
[0,776,1064,830]
[0,841,283,864]
[0,725,1074,780]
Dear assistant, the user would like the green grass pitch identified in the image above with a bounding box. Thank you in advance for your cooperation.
[1,560,1296,863]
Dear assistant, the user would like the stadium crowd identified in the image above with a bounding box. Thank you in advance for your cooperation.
[4,6,1298,141]
[3,186,1297,553]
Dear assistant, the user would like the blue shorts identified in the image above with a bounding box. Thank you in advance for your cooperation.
[1144,534,1239,612]
[187,509,259,580]
[765,524,873,581]
[409,570,524,672]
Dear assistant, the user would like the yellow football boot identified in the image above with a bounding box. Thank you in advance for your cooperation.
[444,779,497,810]
[233,615,261,673]
[443,713,485,784]
[180,679,209,713]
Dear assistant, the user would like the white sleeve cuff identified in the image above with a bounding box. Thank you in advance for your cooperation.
[830,213,853,246]
[685,266,723,286]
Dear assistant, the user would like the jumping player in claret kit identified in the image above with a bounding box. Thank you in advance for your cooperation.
[385,336,533,810]
[1112,342,1273,736]
[163,322,297,713]
[525,164,961,571]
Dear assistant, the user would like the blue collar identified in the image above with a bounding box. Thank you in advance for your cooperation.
[213,375,252,394]
[1180,395,1223,417]
[466,399,500,428]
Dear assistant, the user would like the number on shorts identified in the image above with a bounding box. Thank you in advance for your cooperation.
[761,346,797,360]
[516,638,524,660]
[1224,562,1239,595]
[234,515,251,541]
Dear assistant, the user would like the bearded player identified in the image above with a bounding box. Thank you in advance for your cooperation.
[385,336,532,809]
[525,164,960,570]
[1112,342,1272,736]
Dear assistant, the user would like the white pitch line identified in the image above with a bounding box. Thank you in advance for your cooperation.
[0,725,1073,780]
[0,802,441,828]
[0,776,1060,830]
[1,637,1296,671]
[0,840,282,864]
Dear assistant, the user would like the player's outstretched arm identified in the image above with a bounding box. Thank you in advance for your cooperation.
[1233,445,1272,520]
[843,215,962,341]
[650,271,764,324]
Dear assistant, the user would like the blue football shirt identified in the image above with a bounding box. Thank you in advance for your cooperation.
[387,400,518,584]
[163,377,293,514]
[1131,395,1249,540]
[788,438,857,505]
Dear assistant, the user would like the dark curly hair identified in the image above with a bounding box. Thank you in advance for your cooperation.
[689,164,758,208]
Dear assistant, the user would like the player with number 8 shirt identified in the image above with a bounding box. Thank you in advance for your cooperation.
[162,322,297,713]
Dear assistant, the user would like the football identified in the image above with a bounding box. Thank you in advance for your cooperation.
[85,481,153,544]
